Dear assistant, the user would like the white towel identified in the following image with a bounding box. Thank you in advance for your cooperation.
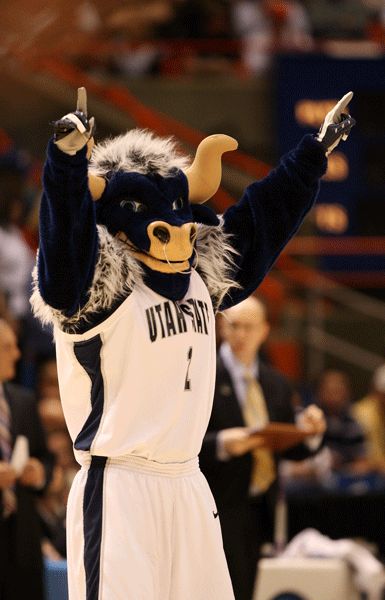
[281,528,385,600]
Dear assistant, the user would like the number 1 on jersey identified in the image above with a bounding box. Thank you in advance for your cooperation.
[184,346,193,391]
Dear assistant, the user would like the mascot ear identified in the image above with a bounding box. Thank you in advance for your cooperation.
[191,204,220,226]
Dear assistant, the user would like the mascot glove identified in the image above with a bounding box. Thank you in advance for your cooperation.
[52,87,95,156]
[317,91,355,156]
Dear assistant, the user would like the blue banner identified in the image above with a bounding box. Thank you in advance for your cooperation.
[276,54,385,273]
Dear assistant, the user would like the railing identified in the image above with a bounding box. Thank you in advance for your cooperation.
[305,282,384,380]
[274,254,385,381]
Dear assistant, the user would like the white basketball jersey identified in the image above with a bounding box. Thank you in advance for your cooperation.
[54,270,216,464]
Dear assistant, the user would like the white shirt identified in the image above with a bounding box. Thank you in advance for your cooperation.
[55,270,217,465]
[217,343,261,461]
[219,341,258,409]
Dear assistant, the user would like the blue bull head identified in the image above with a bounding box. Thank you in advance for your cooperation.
[88,130,237,275]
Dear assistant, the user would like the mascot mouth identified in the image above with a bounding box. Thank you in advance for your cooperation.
[116,231,192,273]
[154,257,189,264]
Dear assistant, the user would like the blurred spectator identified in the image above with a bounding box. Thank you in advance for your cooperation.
[105,0,174,37]
[38,425,78,560]
[157,0,209,39]
[264,0,314,48]
[47,429,78,489]
[38,423,79,561]
[0,318,53,599]
[35,356,66,433]
[303,0,377,41]
[231,0,313,74]
[34,355,78,492]
[104,0,175,77]
[353,364,385,472]
[282,369,378,497]
[0,161,34,325]
[200,296,325,600]
[38,464,67,560]
[157,1,239,76]
[21,186,41,254]
[0,133,54,388]
[17,312,56,389]
[361,0,385,44]
[36,355,60,401]
[0,290,12,323]
[280,445,334,495]
[314,369,371,474]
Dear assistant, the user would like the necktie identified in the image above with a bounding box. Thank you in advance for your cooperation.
[0,389,17,516]
[243,372,276,494]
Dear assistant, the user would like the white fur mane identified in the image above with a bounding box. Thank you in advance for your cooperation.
[196,219,240,310]
[30,226,143,333]
[31,222,240,332]
[89,129,190,177]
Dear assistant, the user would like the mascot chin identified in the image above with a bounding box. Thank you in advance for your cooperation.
[31,87,355,600]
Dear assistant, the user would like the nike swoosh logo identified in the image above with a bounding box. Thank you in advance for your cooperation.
[213,511,219,519]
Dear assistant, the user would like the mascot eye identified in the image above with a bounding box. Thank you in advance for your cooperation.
[120,199,147,213]
[172,197,184,211]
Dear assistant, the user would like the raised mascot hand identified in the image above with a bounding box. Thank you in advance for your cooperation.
[52,87,95,156]
[317,91,355,156]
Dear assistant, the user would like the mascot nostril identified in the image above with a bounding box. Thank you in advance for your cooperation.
[31,86,354,599]
[153,226,170,244]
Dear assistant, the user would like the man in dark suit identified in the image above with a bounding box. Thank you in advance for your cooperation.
[200,297,325,600]
[0,319,53,599]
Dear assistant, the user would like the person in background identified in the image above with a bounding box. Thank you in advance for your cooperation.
[0,143,45,389]
[353,364,385,473]
[35,355,66,433]
[0,319,53,599]
[39,463,68,561]
[157,0,237,76]
[0,290,12,324]
[302,0,376,41]
[34,355,79,487]
[35,356,78,560]
[38,429,79,563]
[0,179,34,328]
[314,369,371,475]
[199,296,325,600]
[281,367,385,495]
[231,0,313,74]
[47,429,79,490]
[102,0,174,77]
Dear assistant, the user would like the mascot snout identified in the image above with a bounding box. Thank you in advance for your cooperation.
[149,221,197,259]
[117,221,197,273]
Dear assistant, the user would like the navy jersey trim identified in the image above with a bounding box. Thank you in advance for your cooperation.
[83,455,107,600]
[73,335,105,451]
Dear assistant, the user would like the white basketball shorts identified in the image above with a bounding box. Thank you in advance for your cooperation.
[66,454,235,599]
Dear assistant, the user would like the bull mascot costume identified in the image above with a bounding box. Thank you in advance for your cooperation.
[31,88,355,599]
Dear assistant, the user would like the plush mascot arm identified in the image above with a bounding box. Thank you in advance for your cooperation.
[219,92,355,310]
[38,88,98,315]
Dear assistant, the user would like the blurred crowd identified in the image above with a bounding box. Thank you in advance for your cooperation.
[0,1,384,77]
[60,0,385,77]
[0,134,77,566]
